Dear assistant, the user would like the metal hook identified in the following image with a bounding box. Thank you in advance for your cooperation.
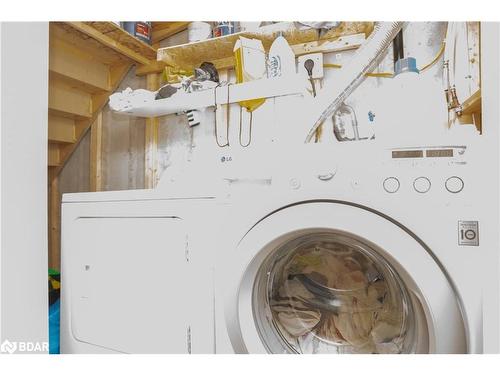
[214,83,230,148]
[239,107,253,148]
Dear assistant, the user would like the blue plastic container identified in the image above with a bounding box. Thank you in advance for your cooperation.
[49,299,60,354]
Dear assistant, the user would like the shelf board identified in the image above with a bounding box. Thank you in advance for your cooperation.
[461,89,481,115]
[112,76,305,118]
[66,22,157,65]
[157,22,373,71]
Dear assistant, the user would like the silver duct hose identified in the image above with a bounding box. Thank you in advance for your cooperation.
[305,22,405,143]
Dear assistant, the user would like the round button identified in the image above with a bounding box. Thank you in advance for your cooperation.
[383,177,400,193]
[289,178,301,190]
[413,177,431,193]
[445,176,464,193]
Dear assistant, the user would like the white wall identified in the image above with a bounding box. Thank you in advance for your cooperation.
[0,22,49,351]
[156,23,465,186]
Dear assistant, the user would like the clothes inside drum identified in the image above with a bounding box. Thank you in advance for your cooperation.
[253,232,418,354]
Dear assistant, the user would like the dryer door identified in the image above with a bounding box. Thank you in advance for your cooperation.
[224,202,467,354]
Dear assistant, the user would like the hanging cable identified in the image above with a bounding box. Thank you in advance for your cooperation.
[239,108,253,148]
[214,83,230,148]
[420,41,446,72]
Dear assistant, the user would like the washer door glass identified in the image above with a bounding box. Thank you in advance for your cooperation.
[253,232,418,354]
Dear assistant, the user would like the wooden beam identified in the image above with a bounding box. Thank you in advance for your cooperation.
[152,22,190,44]
[48,114,76,144]
[145,73,160,189]
[291,33,366,56]
[49,79,93,119]
[49,38,111,92]
[48,176,61,270]
[136,60,167,76]
[67,22,153,66]
[90,112,103,191]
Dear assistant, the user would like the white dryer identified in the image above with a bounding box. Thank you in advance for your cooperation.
[60,186,218,353]
[216,138,498,354]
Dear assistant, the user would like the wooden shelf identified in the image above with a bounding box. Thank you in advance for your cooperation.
[66,22,157,65]
[157,22,373,71]
[461,89,481,115]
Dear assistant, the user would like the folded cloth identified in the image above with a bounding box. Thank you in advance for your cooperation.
[109,87,156,112]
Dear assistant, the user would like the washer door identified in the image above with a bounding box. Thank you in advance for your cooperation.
[224,202,467,354]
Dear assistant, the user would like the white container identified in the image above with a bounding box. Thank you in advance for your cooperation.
[188,22,212,42]
[267,34,296,78]
[239,22,261,32]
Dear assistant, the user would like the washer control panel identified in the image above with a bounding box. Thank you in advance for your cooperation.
[381,145,470,195]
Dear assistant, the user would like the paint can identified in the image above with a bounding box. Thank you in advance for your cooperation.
[213,22,236,38]
[120,22,152,45]
[188,22,212,42]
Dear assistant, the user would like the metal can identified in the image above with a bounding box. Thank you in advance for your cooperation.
[213,22,236,38]
[120,22,152,45]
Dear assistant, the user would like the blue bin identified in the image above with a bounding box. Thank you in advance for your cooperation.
[49,299,60,354]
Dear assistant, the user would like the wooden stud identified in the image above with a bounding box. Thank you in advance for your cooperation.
[145,73,160,189]
[48,176,61,270]
[90,112,103,191]
[67,22,154,66]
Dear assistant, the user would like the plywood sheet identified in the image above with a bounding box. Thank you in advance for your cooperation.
[157,22,373,70]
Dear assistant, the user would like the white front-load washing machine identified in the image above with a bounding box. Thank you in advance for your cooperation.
[216,138,498,354]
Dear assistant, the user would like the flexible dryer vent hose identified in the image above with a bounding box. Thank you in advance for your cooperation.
[305,22,405,143]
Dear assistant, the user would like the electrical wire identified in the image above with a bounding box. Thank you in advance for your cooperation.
[322,40,446,78]
[239,108,253,148]
[214,83,230,148]
[420,41,446,72]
